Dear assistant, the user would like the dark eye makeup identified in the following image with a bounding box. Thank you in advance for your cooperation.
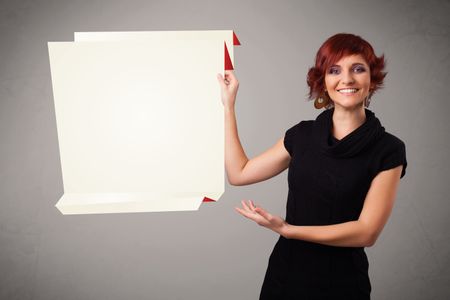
[327,63,367,75]
[353,65,366,73]
[328,67,340,74]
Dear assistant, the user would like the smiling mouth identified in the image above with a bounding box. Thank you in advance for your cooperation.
[337,88,359,94]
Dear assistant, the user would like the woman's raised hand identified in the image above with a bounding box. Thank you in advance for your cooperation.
[217,70,239,110]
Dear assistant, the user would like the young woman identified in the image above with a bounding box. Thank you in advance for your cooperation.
[217,33,408,299]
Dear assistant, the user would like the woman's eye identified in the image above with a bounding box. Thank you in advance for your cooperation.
[353,66,366,73]
[329,67,340,74]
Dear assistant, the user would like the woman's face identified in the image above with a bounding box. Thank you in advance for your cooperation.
[324,54,372,109]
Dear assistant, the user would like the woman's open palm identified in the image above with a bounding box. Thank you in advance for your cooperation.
[235,200,288,236]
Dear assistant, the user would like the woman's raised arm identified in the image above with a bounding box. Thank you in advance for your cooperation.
[217,71,291,186]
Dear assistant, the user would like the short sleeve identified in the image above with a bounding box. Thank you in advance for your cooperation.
[283,121,301,156]
[377,141,408,179]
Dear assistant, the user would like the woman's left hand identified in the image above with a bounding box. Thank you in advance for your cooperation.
[235,200,290,237]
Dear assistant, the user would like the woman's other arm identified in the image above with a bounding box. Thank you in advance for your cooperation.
[236,165,403,247]
[218,71,291,186]
[283,165,403,247]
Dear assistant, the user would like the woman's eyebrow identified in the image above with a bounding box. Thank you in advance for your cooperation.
[330,62,367,68]
[351,62,367,66]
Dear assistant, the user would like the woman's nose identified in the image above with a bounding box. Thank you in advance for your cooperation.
[341,70,355,85]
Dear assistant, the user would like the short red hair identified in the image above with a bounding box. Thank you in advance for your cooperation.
[307,33,387,107]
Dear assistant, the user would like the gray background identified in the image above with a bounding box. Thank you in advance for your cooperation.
[1,0,449,299]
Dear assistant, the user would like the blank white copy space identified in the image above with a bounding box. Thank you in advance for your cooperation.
[74,30,235,63]
[49,38,224,214]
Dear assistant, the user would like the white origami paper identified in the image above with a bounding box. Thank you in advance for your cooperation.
[73,30,236,64]
[48,30,239,214]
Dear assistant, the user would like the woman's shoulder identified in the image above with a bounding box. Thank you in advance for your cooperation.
[286,119,315,134]
[369,130,408,179]
[375,130,406,151]
[284,120,315,156]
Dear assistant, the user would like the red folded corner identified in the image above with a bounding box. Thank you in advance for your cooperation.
[202,197,216,202]
[224,31,241,70]
[233,31,241,45]
[224,42,233,70]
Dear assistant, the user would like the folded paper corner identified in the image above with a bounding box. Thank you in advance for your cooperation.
[233,31,241,46]
[224,42,234,70]
[202,197,216,202]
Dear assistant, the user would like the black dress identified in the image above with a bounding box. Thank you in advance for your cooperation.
[259,107,408,300]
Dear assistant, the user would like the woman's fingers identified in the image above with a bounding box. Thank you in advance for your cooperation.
[241,200,251,211]
[238,200,257,216]
[243,200,258,213]
[217,73,233,87]
[248,200,257,211]
[255,207,271,220]
[236,200,284,231]
[234,206,245,215]
[236,206,264,224]
[224,70,238,85]
[216,70,239,109]
[224,70,234,80]
[235,203,272,227]
[216,73,226,87]
[235,206,254,220]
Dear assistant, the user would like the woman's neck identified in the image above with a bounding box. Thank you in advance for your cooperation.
[331,104,366,140]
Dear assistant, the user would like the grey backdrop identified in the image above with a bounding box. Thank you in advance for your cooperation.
[1,0,449,299]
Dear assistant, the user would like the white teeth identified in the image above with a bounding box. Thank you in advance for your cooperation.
[338,88,358,93]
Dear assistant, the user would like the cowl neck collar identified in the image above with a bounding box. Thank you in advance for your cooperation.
[313,107,385,158]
